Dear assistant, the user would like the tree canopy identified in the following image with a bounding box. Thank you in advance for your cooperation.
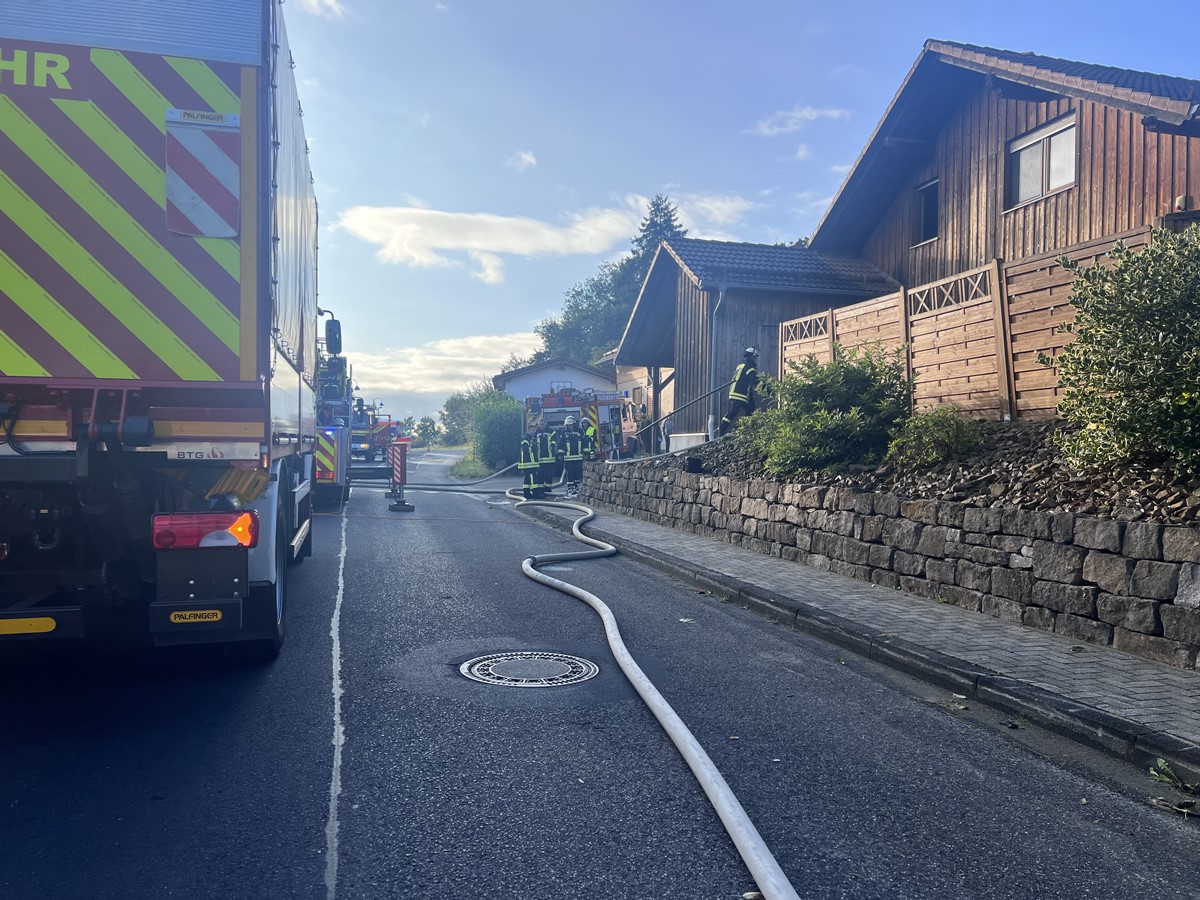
[533,193,687,364]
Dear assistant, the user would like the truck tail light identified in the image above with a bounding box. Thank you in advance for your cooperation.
[152,511,259,550]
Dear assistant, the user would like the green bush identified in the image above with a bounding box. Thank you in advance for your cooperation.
[1045,226,1200,474]
[750,342,913,475]
[887,406,983,470]
[473,393,523,469]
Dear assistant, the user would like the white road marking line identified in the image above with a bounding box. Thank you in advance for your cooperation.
[324,499,349,900]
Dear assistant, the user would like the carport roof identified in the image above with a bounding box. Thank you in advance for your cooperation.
[616,239,898,367]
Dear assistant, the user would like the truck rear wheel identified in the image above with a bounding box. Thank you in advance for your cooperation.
[245,513,287,661]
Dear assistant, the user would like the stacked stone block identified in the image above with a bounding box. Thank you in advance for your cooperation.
[583,463,1200,670]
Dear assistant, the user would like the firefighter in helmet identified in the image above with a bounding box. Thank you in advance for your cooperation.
[557,415,587,498]
[534,418,558,496]
[518,426,539,499]
[720,347,759,436]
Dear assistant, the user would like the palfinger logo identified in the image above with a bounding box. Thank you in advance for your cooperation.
[170,610,222,624]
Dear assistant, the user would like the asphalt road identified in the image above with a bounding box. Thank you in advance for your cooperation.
[2,450,1199,899]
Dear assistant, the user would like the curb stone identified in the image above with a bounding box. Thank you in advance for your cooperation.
[521,504,1200,785]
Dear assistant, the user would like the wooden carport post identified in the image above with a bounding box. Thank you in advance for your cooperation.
[990,258,1016,420]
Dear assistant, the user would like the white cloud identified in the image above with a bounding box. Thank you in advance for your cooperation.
[678,192,756,229]
[347,332,540,395]
[793,143,811,161]
[296,0,345,18]
[469,251,505,284]
[507,150,537,171]
[746,105,850,137]
[336,200,642,282]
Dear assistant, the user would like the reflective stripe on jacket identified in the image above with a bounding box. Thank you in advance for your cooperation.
[534,431,556,463]
[729,361,758,402]
[559,428,584,461]
[518,438,538,470]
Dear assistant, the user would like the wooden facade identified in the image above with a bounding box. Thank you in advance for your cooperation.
[780,230,1157,418]
[673,282,850,434]
[620,43,1199,433]
[862,91,1199,287]
[789,45,1200,420]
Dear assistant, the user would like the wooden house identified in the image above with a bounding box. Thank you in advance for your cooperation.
[620,41,1200,433]
[617,238,898,444]
[797,40,1200,419]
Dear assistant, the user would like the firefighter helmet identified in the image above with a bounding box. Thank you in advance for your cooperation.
[564,415,576,425]
[745,346,758,356]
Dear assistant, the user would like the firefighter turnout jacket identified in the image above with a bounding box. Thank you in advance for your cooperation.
[729,358,758,404]
[558,427,585,461]
[534,429,556,464]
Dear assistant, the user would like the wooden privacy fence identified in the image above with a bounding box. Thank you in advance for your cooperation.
[778,232,1151,420]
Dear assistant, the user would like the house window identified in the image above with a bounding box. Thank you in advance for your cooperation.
[915,179,938,244]
[1007,115,1076,207]
[549,381,572,392]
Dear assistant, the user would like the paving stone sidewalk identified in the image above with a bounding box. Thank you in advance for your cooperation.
[523,500,1200,780]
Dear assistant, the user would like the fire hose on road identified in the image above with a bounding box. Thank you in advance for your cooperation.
[350,444,800,897]
[365,456,800,898]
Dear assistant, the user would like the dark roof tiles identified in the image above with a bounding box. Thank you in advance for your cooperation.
[929,40,1200,120]
[666,238,898,294]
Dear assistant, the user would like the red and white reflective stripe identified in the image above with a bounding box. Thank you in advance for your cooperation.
[388,442,407,487]
[165,115,241,237]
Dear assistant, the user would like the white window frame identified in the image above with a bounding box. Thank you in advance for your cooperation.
[914,178,939,246]
[1006,113,1077,209]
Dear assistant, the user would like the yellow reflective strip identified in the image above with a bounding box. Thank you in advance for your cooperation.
[238,66,257,380]
[0,617,57,635]
[54,98,163,204]
[10,419,70,438]
[0,249,136,378]
[154,421,263,438]
[90,49,167,134]
[164,57,240,114]
[193,236,240,281]
[0,328,51,376]
[52,97,240,280]
[0,96,239,353]
[0,168,218,381]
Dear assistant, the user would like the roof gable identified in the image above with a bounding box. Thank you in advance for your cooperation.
[664,238,899,294]
[810,40,1200,253]
[492,357,611,390]
[617,238,898,366]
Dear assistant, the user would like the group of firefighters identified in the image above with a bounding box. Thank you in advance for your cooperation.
[518,416,597,499]
[516,346,758,500]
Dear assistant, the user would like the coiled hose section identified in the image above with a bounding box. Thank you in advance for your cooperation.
[504,487,800,900]
[395,453,799,896]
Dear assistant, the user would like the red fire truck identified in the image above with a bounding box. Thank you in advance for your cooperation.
[523,389,626,458]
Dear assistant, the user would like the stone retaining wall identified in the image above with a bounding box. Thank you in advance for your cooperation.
[583,463,1200,670]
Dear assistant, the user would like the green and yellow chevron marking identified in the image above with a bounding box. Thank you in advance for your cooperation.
[0,96,238,352]
[52,98,240,280]
[165,56,240,114]
[90,49,169,135]
[0,328,51,377]
[316,431,337,473]
[0,169,218,381]
[0,249,135,378]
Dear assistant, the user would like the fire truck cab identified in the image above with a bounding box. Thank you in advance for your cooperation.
[523,389,625,458]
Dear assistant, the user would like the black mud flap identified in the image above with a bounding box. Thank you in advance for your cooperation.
[152,547,248,645]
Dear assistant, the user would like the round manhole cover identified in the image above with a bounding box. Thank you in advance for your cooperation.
[459,651,599,688]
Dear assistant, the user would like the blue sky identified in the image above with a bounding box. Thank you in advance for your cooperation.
[286,0,1200,421]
